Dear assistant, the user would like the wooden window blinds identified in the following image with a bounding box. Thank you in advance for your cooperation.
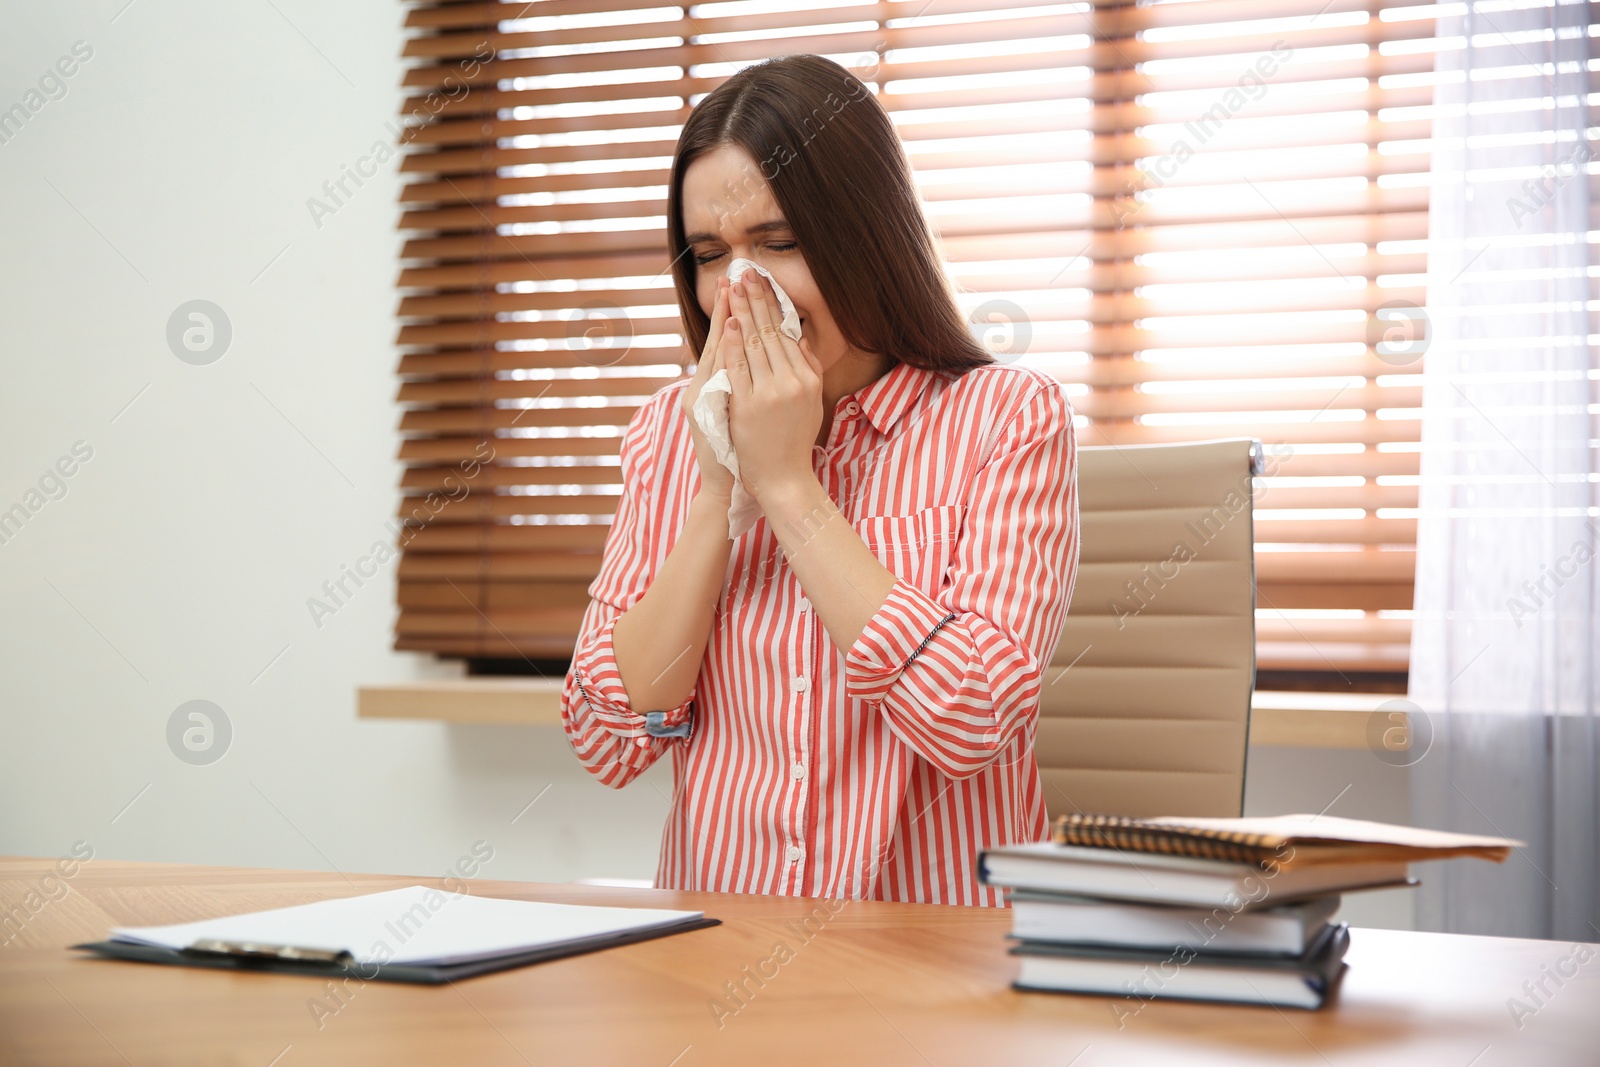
[395,0,1454,676]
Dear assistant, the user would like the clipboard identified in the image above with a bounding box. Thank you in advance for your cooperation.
[72,917,721,984]
[70,885,722,985]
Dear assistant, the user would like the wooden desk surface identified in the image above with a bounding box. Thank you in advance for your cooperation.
[2,857,1596,1066]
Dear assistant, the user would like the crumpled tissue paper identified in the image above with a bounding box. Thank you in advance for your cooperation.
[689,257,804,540]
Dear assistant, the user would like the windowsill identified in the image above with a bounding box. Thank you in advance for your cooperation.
[1246,690,1409,750]
[357,681,1408,750]
[359,678,566,726]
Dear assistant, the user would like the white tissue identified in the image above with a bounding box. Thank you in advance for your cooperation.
[690,258,805,540]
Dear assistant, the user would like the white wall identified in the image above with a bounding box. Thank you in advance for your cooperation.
[0,2,1412,929]
[1244,744,1415,930]
[0,0,670,888]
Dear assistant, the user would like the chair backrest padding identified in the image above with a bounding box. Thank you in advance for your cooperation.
[1036,438,1260,820]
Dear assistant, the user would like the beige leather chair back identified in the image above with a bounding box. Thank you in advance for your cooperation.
[1035,438,1261,821]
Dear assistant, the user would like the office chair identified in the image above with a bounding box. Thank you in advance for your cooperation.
[1033,437,1263,821]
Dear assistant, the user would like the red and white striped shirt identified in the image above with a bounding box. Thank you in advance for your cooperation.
[561,359,1079,906]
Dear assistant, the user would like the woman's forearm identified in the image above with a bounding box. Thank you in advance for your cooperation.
[608,490,734,713]
[758,474,898,653]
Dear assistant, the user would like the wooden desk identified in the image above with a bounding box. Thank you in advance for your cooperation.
[2,857,1596,1065]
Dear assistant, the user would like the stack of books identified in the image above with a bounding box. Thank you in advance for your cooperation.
[979,814,1516,1010]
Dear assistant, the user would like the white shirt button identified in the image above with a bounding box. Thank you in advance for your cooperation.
[786,845,803,863]
[798,597,810,613]
[791,676,809,693]
[844,401,859,415]
[792,762,806,780]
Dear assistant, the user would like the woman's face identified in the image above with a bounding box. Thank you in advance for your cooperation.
[681,145,853,374]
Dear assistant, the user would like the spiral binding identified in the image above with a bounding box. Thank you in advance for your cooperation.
[1050,813,1287,868]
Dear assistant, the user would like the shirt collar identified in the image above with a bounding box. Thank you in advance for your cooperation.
[845,360,942,435]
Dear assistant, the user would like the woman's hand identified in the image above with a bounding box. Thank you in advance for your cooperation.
[679,274,737,506]
[724,272,826,503]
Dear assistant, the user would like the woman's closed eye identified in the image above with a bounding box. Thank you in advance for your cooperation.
[694,241,798,266]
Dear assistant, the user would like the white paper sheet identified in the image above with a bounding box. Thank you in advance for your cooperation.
[109,885,704,967]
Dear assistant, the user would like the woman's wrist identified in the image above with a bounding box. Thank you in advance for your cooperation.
[748,466,822,510]
[688,487,735,537]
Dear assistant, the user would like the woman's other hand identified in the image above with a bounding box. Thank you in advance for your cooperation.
[679,274,737,506]
[724,272,825,502]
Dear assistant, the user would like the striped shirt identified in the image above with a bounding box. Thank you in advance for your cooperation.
[561,359,1079,906]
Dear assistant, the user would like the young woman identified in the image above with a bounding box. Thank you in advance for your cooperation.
[560,54,1078,906]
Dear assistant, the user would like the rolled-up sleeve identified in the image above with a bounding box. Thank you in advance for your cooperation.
[561,391,696,788]
[843,378,1078,780]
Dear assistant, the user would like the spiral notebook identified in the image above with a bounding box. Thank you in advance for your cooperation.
[1051,813,1518,869]
[72,885,719,984]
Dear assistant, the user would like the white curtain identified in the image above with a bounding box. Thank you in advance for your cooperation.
[1410,0,1599,940]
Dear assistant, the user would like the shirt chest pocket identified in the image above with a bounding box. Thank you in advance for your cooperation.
[851,503,965,596]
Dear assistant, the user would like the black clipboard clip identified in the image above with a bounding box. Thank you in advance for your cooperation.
[179,939,355,968]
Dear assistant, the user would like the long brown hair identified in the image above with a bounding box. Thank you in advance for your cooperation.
[667,54,994,376]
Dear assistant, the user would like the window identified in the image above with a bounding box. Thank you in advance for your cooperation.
[395,1,1443,684]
